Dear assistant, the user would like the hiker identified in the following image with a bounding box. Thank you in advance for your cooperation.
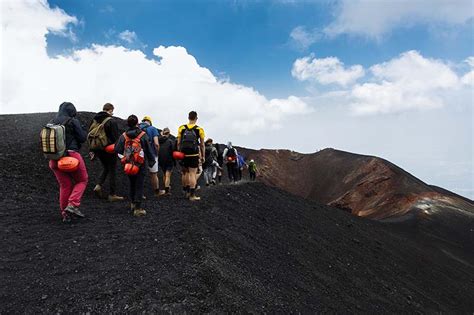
[223,141,239,183]
[157,127,174,195]
[88,103,124,202]
[139,116,160,197]
[215,143,224,183]
[45,102,88,222]
[248,159,258,181]
[115,115,155,217]
[203,138,219,186]
[236,153,247,181]
[177,111,205,201]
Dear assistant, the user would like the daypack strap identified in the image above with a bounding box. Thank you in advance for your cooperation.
[100,117,112,126]
[136,131,145,140]
[123,131,145,142]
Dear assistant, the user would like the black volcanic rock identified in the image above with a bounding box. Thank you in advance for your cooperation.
[0,112,473,313]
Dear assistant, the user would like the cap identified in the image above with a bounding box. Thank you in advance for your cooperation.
[142,115,153,125]
[162,127,170,135]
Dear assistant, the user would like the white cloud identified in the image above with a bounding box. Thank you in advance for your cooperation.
[118,30,138,43]
[349,51,460,114]
[292,50,471,115]
[461,56,474,86]
[292,54,365,86]
[324,0,474,39]
[289,26,320,50]
[0,0,311,140]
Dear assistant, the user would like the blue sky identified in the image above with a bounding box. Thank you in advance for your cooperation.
[1,0,473,198]
[47,0,474,98]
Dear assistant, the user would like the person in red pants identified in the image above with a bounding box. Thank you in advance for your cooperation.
[48,102,88,222]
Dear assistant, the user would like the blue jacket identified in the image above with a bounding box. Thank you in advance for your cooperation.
[139,122,159,157]
[237,154,246,168]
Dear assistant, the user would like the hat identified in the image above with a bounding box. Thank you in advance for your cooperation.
[142,115,153,125]
[162,127,170,135]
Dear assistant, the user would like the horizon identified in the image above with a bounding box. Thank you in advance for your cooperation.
[1,0,473,199]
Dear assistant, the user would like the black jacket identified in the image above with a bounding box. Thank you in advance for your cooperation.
[158,135,175,166]
[115,127,155,168]
[51,102,87,151]
[91,111,120,144]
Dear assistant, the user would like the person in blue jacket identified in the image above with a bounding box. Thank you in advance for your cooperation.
[236,153,247,181]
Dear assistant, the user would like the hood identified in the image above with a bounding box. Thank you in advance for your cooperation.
[57,102,77,118]
[93,111,111,123]
[125,127,143,139]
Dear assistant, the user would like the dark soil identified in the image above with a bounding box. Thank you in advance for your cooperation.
[0,112,473,313]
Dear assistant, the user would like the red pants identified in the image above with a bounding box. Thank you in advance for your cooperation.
[49,151,88,216]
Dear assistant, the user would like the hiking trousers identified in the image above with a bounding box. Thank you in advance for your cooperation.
[249,171,256,181]
[97,150,117,195]
[49,151,88,215]
[226,163,238,182]
[203,166,213,184]
[128,166,146,207]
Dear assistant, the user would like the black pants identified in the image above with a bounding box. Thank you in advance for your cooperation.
[237,167,242,181]
[97,151,117,195]
[128,166,145,208]
[227,163,238,182]
[249,171,256,181]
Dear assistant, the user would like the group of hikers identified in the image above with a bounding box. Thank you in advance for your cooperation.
[42,102,259,222]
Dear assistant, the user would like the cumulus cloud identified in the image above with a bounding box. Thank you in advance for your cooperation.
[1,0,310,139]
[349,51,460,114]
[292,50,471,115]
[289,26,320,50]
[292,54,365,86]
[324,0,474,39]
[461,56,474,86]
[118,30,138,43]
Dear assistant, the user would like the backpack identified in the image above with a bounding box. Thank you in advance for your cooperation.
[120,131,146,166]
[226,147,237,162]
[180,125,199,154]
[87,117,112,150]
[203,145,214,167]
[40,118,72,160]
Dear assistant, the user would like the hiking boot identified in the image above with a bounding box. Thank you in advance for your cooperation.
[142,195,147,200]
[189,195,201,201]
[65,205,85,218]
[130,203,136,211]
[108,195,124,202]
[211,180,216,186]
[93,184,102,197]
[62,213,71,223]
[158,190,166,196]
[196,185,201,191]
[133,208,146,217]
[184,192,190,199]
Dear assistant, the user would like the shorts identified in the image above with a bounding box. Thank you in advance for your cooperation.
[160,163,173,173]
[182,155,199,169]
[148,156,158,173]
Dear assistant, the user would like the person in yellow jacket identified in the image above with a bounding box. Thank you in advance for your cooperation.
[177,111,205,201]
